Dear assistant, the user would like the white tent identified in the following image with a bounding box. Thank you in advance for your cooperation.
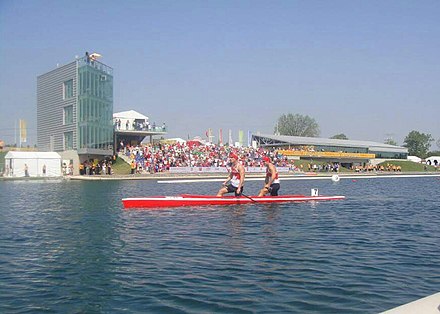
[113,110,149,131]
[407,156,422,163]
[4,151,62,177]
[113,110,148,120]
[426,156,440,167]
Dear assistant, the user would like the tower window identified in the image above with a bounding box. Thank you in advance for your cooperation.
[63,79,74,99]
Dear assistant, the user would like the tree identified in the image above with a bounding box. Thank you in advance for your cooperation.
[384,138,398,146]
[427,150,440,157]
[437,138,440,150]
[330,133,348,140]
[275,113,320,137]
[403,130,433,158]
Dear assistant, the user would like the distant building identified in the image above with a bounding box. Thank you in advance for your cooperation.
[252,133,408,167]
[37,53,114,166]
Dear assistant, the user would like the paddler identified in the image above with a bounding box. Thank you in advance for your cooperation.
[258,155,280,196]
[217,152,245,197]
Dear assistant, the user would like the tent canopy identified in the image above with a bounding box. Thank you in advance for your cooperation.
[4,151,61,177]
[426,156,440,166]
[113,110,148,120]
[158,138,186,145]
[407,156,422,163]
[5,151,61,159]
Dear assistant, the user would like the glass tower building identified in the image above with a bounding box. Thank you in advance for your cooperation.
[37,55,114,160]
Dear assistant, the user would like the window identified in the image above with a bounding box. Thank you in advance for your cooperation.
[63,79,74,99]
[63,105,73,125]
[64,132,73,150]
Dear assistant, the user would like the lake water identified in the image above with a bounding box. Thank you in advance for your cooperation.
[0,176,439,313]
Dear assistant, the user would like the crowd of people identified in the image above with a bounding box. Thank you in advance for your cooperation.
[119,141,293,174]
[79,157,115,175]
[114,119,167,132]
[353,163,402,172]
[76,140,405,178]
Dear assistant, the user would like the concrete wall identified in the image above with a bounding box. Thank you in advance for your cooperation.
[58,150,80,175]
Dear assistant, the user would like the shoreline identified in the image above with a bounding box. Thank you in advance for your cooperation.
[15,171,440,181]
[70,171,440,181]
[1,171,439,182]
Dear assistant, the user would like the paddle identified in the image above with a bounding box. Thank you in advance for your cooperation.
[221,184,256,202]
[241,193,257,203]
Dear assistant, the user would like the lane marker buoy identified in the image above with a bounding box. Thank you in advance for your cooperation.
[331,174,340,182]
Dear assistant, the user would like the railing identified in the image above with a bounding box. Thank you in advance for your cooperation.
[77,56,113,75]
[114,125,167,133]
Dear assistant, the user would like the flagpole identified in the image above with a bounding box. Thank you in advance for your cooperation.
[14,120,17,148]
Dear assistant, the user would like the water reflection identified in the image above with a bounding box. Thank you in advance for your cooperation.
[224,207,247,250]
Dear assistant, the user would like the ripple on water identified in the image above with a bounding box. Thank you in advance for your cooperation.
[0,178,439,313]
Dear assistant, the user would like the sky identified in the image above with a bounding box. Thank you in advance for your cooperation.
[1,0,439,148]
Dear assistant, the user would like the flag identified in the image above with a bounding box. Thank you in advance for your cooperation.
[219,129,223,145]
[19,119,27,143]
[90,52,102,60]
[238,130,244,145]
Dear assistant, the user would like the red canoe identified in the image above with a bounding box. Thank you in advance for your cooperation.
[122,194,345,209]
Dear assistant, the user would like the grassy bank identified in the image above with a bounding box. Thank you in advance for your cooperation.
[111,156,131,175]
[0,151,6,172]
[291,159,438,173]
[111,158,439,177]
[376,160,437,172]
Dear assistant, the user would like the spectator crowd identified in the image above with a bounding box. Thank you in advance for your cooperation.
[352,163,402,172]
[119,141,293,174]
[76,140,405,176]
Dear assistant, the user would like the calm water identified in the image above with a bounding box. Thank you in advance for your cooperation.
[0,176,439,313]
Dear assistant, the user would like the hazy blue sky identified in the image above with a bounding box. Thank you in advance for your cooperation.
[1,0,439,147]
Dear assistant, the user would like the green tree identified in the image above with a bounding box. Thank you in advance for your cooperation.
[403,130,433,158]
[275,113,320,137]
[427,150,440,157]
[330,133,348,140]
[428,139,440,157]
[384,138,398,146]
